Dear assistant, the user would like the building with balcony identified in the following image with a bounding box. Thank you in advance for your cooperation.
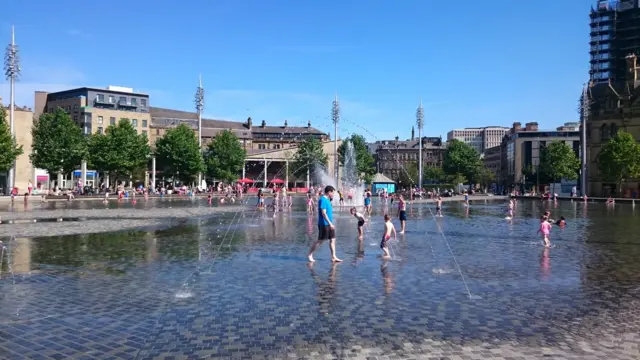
[34,86,151,137]
[499,122,580,191]
[446,126,510,155]
[590,0,640,83]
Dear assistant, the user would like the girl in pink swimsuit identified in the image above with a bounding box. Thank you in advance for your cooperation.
[537,215,552,247]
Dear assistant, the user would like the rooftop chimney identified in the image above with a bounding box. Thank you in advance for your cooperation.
[512,122,522,133]
[284,120,288,128]
[261,120,266,128]
[307,120,311,129]
[247,117,252,130]
[411,126,415,141]
[524,122,538,131]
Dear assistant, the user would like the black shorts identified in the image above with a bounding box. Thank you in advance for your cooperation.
[380,236,390,249]
[436,206,441,211]
[399,210,407,221]
[357,220,365,227]
[318,225,336,240]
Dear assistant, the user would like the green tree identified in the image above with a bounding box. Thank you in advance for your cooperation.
[154,123,205,184]
[398,162,419,186]
[597,130,640,195]
[540,140,580,194]
[474,166,496,192]
[292,136,328,178]
[88,119,151,184]
[423,166,446,184]
[337,134,376,183]
[442,139,481,183]
[31,108,87,183]
[0,107,23,174]
[204,130,246,183]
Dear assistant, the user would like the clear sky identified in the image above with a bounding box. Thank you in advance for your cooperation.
[1,0,592,142]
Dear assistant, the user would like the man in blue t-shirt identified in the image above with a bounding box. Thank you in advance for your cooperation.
[308,185,342,263]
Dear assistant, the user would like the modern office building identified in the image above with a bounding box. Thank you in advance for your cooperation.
[590,0,640,83]
[0,98,36,194]
[446,126,510,154]
[34,86,151,137]
[372,134,446,183]
[499,122,580,190]
[482,145,502,183]
[149,107,328,151]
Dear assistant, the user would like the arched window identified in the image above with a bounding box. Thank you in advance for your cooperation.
[601,124,610,142]
[610,123,618,138]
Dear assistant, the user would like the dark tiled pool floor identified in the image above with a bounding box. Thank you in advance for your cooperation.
[1,200,640,359]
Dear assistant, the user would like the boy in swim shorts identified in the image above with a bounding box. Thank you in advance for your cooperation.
[380,214,397,258]
[350,207,366,239]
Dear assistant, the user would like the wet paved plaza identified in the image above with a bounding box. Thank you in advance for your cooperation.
[1,198,640,359]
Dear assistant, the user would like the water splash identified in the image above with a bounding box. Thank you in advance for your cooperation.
[314,140,366,206]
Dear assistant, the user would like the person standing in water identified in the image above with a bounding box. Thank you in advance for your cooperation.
[380,214,397,259]
[308,186,342,263]
[350,207,366,239]
[397,195,407,234]
[537,215,552,247]
[464,191,469,206]
[435,196,443,217]
[364,192,372,215]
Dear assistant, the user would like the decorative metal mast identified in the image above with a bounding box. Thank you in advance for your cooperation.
[332,94,340,187]
[195,75,205,186]
[580,83,589,196]
[416,99,424,189]
[4,26,21,191]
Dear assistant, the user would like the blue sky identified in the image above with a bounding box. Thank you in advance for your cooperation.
[1,0,592,141]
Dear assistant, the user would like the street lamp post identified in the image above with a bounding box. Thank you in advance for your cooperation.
[195,75,204,188]
[580,83,589,196]
[4,26,20,191]
[416,100,424,189]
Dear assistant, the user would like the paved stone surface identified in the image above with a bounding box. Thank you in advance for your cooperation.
[1,199,640,359]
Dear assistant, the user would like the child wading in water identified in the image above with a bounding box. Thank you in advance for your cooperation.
[380,214,397,259]
[350,207,366,239]
[537,215,552,247]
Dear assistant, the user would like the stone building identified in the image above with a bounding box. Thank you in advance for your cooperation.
[372,135,446,183]
[586,54,640,197]
[0,98,35,194]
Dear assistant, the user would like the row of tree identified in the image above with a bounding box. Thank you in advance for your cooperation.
[1,108,247,187]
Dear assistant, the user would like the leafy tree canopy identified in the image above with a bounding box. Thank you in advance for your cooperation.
[540,141,580,182]
[0,107,23,173]
[597,130,640,189]
[442,139,481,182]
[204,130,247,183]
[397,162,419,186]
[337,134,376,183]
[154,123,204,183]
[292,136,328,178]
[423,166,446,184]
[88,118,151,181]
[31,108,87,178]
[474,166,496,188]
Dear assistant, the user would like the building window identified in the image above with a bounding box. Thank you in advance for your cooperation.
[97,94,104,102]
[131,98,137,106]
[156,128,160,135]
[601,124,610,142]
[97,116,103,124]
[142,130,147,136]
[132,119,138,127]
[119,96,127,104]
[141,98,147,107]
[610,123,618,138]
[258,144,266,150]
[142,119,147,128]
[73,104,79,110]
[97,127,104,134]
[109,95,115,104]
[73,115,78,122]
[110,117,116,125]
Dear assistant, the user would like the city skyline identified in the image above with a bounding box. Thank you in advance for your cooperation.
[1,0,591,141]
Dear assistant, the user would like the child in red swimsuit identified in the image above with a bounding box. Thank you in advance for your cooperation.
[380,214,397,258]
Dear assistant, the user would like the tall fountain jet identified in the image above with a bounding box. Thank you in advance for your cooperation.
[580,83,589,196]
[4,26,21,191]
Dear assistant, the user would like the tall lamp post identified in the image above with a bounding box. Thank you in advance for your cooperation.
[580,83,589,196]
[195,75,204,188]
[4,26,20,191]
[332,94,340,187]
[416,100,424,189]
